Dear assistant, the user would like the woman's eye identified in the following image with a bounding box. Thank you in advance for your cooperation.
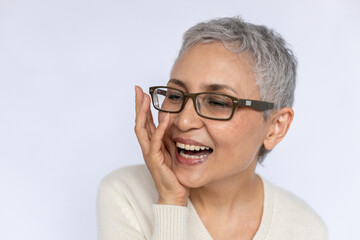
[207,99,231,108]
[167,94,183,102]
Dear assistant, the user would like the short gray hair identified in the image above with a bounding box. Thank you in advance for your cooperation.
[176,17,297,162]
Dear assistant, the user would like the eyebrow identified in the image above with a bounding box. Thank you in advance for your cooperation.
[168,78,238,95]
[168,79,186,89]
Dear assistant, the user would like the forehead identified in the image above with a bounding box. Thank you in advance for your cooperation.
[170,42,258,97]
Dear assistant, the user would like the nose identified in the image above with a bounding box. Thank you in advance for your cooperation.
[173,97,204,131]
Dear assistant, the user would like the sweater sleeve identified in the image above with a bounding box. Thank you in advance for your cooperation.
[97,177,189,240]
[152,204,189,240]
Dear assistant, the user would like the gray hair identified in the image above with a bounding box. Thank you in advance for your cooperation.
[176,17,297,162]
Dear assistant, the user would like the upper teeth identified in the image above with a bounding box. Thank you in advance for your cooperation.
[176,142,210,151]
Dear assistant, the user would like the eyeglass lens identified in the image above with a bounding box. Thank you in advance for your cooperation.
[152,87,234,119]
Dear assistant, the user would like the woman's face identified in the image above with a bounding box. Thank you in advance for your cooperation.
[160,42,270,188]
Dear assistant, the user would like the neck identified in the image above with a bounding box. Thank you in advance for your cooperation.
[189,161,263,220]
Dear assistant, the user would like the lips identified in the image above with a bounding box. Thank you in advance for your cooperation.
[173,138,213,166]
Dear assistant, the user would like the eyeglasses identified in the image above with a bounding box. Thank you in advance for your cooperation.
[149,86,274,120]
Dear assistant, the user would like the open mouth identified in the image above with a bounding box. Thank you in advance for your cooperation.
[175,142,213,160]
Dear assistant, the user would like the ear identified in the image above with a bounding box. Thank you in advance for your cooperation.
[263,107,294,151]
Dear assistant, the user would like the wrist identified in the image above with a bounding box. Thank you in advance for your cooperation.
[157,197,188,206]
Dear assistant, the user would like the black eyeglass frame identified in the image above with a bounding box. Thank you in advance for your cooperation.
[149,86,274,120]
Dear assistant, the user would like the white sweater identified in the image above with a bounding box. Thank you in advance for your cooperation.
[97,164,328,240]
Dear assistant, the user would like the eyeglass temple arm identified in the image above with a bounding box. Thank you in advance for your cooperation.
[237,99,274,111]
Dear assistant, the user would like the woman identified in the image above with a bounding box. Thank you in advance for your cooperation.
[97,17,328,240]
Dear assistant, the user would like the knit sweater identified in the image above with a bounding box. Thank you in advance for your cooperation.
[97,164,328,240]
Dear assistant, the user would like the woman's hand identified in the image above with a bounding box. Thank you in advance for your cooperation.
[134,86,189,206]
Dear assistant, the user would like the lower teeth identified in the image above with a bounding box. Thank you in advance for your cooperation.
[179,150,208,159]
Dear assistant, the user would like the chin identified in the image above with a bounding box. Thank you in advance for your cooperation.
[172,166,207,188]
[166,140,214,188]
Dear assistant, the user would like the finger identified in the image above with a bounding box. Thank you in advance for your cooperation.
[135,87,155,136]
[161,142,172,169]
[145,121,153,141]
[147,106,156,135]
[142,94,155,138]
[150,113,170,154]
[135,86,144,119]
[135,94,151,155]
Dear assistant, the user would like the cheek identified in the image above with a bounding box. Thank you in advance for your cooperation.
[211,114,264,156]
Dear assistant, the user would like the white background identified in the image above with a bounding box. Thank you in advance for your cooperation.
[1,0,359,239]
